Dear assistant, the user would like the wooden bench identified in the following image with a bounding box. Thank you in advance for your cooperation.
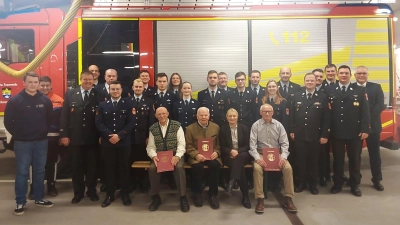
[132,161,253,169]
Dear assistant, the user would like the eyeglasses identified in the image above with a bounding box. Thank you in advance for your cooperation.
[261,110,273,114]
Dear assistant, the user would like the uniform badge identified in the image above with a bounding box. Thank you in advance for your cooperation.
[328,103,331,110]
[365,93,368,100]
[255,98,258,104]
[314,102,321,105]
[132,108,136,115]
[2,88,11,99]
[290,85,293,88]
[71,108,74,112]
[286,108,289,115]
[354,102,359,106]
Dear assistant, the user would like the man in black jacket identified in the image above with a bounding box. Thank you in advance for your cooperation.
[290,73,331,195]
[324,65,370,197]
[60,70,105,204]
[4,72,53,215]
[354,66,385,191]
[94,69,129,99]
[96,81,135,207]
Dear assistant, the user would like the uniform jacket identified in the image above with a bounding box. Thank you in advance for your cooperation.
[197,88,228,126]
[60,87,105,145]
[95,98,136,147]
[143,85,156,99]
[290,90,331,141]
[185,121,222,166]
[227,88,257,127]
[364,82,385,134]
[153,90,178,114]
[324,83,370,139]
[125,96,155,144]
[277,80,302,100]
[172,98,200,132]
[219,123,250,156]
[321,79,339,90]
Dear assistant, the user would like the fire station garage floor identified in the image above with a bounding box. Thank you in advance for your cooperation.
[0,146,399,225]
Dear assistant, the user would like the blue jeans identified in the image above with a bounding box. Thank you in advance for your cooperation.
[14,140,48,204]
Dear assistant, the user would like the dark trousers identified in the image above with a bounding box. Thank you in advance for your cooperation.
[191,160,221,196]
[295,139,320,185]
[130,143,149,187]
[364,132,382,183]
[319,141,332,180]
[101,145,130,195]
[45,141,66,184]
[331,138,362,187]
[149,157,186,197]
[223,152,251,194]
[71,145,97,197]
[94,143,104,182]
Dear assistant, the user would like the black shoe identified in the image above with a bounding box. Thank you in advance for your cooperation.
[294,183,306,193]
[208,196,220,209]
[319,178,327,187]
[330,185,342,194]
[121,194,131,206]
[180,196,190,212]
[242,194,251,209]
[87,193,99,201]
[248,180,254,190]
[193,193,203,207]
[351,187,362,197]
[309,185,319,195]
[71,195,83,204]
[28,184,33,200]
[101,195,115,208]
[100,184,106,193]
[373,182,384,191]
[47,182,58,197]
[35,199,54,207]
[226,179,235,195]
[149,194,161,211]
[14,204,25,216]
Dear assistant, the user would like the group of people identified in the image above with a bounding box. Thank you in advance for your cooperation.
[4,63,385,216]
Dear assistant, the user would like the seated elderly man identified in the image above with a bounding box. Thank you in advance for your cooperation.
[185,107,222,209]
[249,104,297,214]
[146,107,190,212]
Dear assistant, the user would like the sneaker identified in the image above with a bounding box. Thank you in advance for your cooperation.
[35,199,54,208]
[14,204,25,215]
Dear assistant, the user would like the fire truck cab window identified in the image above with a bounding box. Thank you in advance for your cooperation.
[0,29,35,64]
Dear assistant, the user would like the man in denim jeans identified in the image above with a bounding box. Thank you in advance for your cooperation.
[4,72,54,215]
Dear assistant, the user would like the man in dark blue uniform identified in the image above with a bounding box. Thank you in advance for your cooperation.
[249,70,266,103]
[217,72,234,92]
[198,70,229,127]
[152,73,178,114]
[140,70,156,98]
[95,69,129,99]
[321,64,339,88]
[126,78,155,193]
[324,65,370,197]
[277,67,302,100]
[227,71,257,128]
[60,70,105,204]
[290,73,331,195]
[354,66,385,191]
[96,81,135,207]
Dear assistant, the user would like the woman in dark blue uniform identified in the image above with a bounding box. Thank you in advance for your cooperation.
[172,82,200,131]
[168,73,183,98]
[259,80,289,193]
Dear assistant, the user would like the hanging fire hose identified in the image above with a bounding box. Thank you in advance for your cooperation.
[0,0,83,78]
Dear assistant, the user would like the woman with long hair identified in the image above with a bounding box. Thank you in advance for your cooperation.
[168,73,183,98]
[260,80,288,129]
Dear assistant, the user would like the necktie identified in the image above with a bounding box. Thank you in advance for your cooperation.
[175,90,178,95]
[283,85,287,93]
[211,90,215,99]
[307,93,312,100]
[160,92,164,98]
[254,88,257,93]
[270,97,273,102]
[341,86,346,94]
[84,90,88,103]
[136,98,140,103]
[239,92,243,99]
[330,82,335,86]
[113,101,117,107]
[185,100,188,106]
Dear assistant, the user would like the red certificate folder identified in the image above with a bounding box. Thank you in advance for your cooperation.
[198,138,213,160]
[157,150,174,173]
[262,148,280,171]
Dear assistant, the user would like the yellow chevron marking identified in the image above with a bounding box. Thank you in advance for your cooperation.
[355,32,387,42]
[354,45,388,55]
[356,20,387,29]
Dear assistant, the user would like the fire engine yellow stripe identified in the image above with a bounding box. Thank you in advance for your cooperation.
[352,58,388,67]
[82,18,138,21]
[78,17,82,84]
[353,45,388,55]
[355,32,388,42]
[382,120,393,128]
[356,20,387,29]
[0,112,4,116]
